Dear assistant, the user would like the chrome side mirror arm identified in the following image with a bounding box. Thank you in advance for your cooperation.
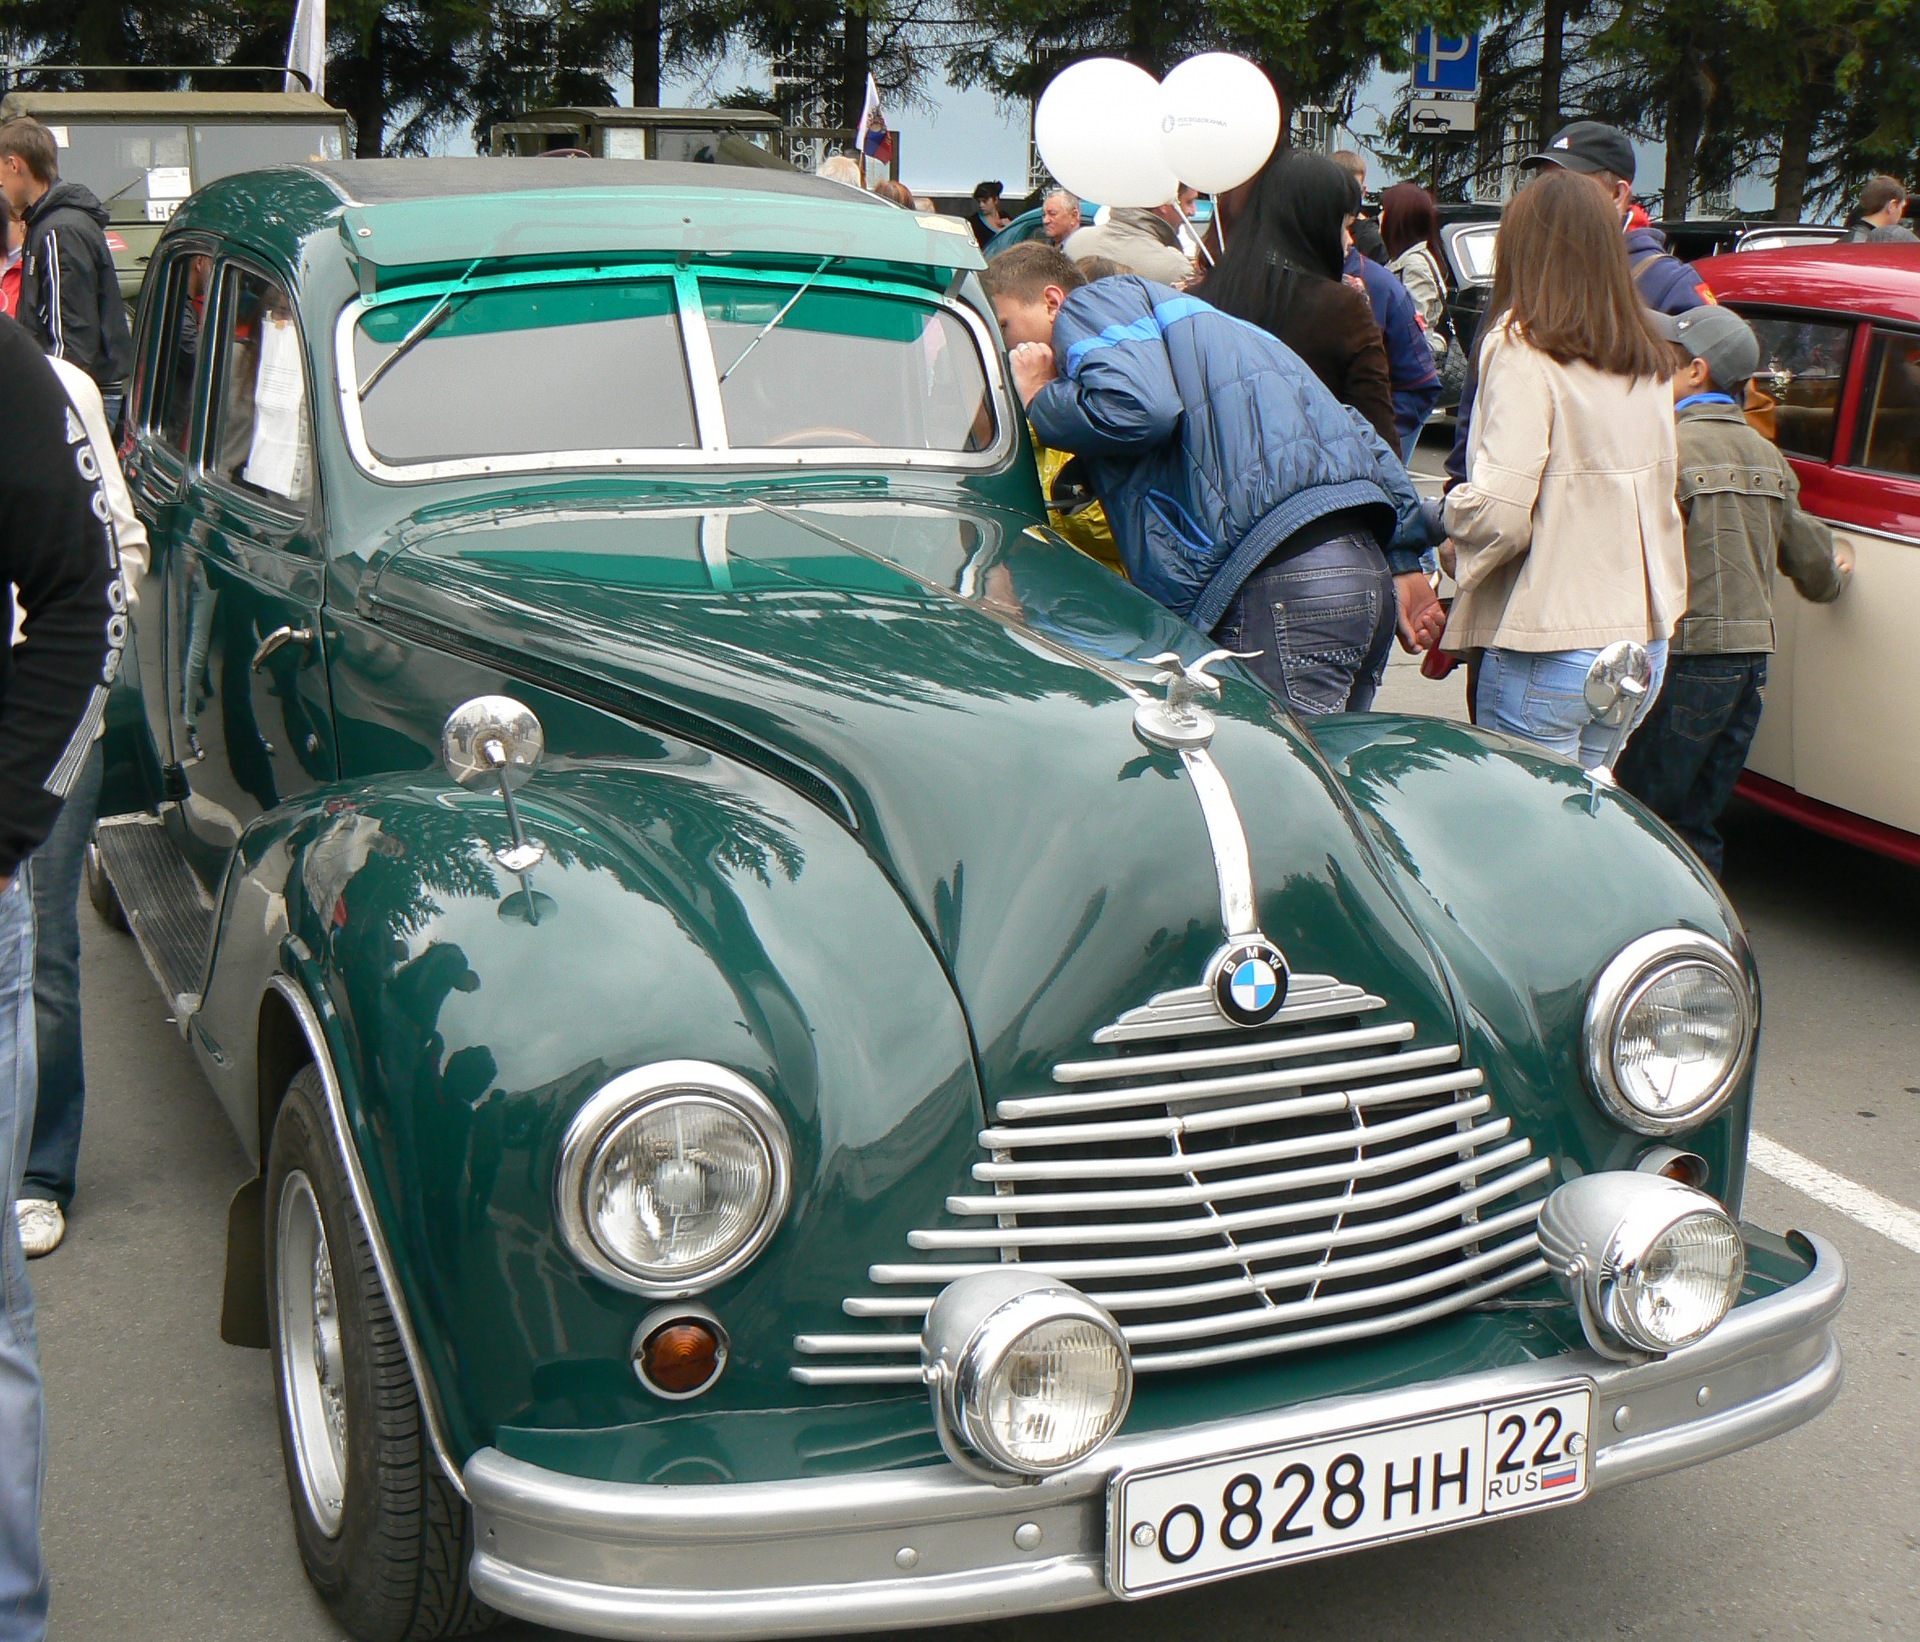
[1581,641,1653,805]
[443,696,549,918]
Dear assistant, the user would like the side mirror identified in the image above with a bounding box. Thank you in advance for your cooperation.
[442,696,548,881]
[1582,642,1652,788]
[442,695,545,793]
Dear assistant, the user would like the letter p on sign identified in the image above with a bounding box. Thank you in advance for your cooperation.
[1411,28,1480,94]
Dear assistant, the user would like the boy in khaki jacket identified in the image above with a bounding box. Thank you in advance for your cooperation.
[1618,306,1852,874]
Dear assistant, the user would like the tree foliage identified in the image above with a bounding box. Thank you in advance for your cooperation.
[0,0,1913,214]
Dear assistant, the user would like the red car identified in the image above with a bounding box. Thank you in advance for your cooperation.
[1693,243,1920,866]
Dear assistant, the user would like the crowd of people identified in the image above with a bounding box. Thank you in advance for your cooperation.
[967,119,1857,870]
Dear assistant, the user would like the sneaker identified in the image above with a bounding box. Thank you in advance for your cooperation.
[15,1199,65,1259]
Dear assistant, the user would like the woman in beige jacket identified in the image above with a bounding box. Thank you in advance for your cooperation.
[1442,168,1687,768]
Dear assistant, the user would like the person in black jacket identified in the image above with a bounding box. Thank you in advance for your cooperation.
[0,118,133,428]
[0,309,122,1642]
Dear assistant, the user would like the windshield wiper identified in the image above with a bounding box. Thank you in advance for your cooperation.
[357,256,487,399]
[717,257,835,385]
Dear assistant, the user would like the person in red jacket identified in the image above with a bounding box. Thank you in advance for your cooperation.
[0,200,22,320]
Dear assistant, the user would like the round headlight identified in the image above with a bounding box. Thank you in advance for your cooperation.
[1538,1172,1747,1359]
[1605,1207,1746,1352]
[924,1271,1133,1479]
[1585,931,1754,1134]
[556,1063,791,1296]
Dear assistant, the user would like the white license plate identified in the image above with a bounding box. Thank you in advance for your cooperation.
[1109,1385,1592,1596]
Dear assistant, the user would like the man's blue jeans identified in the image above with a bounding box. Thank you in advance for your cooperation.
[25,744,99,1210]
[1616,653,1768,878]
[1215,532,1398,717]
[1477,642,1669,770]
[0,868,49,1640]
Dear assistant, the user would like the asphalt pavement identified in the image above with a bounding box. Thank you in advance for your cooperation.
[29,442,1920,1638]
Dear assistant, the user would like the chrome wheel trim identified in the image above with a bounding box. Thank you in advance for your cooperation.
[277,1170,348,1538]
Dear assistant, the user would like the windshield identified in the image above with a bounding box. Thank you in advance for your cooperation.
[347,270,1000,473]
[53,123,190,221]
[704,280,995,451]
[352,279,698,466]
[192,122,345,182]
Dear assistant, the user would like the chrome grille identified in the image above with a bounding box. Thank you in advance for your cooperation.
[792,973,1552,1385]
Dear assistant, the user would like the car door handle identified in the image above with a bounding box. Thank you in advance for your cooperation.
[251,625,315,671]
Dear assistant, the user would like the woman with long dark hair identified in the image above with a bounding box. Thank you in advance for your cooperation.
[1440,168,1687,765]
[1201,149,1397,447]
[1381,188,1444,331]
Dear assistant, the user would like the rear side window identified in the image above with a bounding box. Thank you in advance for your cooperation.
[1852,328,1920,480]
[147,252,213,457]
[351,279,696,465]
[209,266,313,506]
[1743,312,1855,463]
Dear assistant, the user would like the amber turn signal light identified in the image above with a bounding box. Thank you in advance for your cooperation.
[633,1311,729,1399]
[1635,1145,1710,1191]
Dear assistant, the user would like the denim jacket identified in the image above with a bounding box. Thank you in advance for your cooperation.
[1673,401,1846,654]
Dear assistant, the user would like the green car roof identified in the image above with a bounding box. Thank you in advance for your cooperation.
[171,158,983,283]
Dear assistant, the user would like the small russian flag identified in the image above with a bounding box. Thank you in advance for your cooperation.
[858,72,894,163]
[1540,1462,1579,1490]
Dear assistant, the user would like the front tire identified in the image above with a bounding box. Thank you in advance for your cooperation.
[265,1064,495,1641]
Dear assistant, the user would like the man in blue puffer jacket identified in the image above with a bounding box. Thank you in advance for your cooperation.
[999,260,1437,715]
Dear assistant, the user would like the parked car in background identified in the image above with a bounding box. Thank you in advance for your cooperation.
[92,155,1841,1642]
[1430,214,1847,419]
[487,104,791,169]
[1693,241,1920,865]
[0,71,347,303]
[1653,219,1847,262]
[982,203,1048,257]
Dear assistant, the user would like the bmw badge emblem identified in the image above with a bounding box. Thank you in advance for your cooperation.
[1210,938,1289,1027]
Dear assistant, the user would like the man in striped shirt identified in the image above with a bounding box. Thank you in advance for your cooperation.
[0,118,132,432]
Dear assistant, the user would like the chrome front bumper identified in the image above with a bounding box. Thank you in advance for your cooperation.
[467,1232,1844,1642]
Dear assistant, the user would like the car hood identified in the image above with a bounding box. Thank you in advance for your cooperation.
[367,490,1461,1090]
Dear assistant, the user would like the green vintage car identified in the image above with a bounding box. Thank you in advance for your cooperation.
[94,157,1843,1641]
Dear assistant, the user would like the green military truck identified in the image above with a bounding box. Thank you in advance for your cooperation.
[0,82,349,302]
[488,105,792,169]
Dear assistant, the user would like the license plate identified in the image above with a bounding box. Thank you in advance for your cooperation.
[1109,1385,1592,1596]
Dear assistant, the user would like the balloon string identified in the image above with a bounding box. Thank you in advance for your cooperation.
[1178,202,1217,266]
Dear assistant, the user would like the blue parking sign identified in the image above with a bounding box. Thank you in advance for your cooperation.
[1411,28,1480,94]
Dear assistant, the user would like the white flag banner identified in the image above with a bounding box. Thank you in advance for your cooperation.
[287,0,326,99]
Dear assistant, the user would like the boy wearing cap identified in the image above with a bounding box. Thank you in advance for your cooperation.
[1616,306,1852,875]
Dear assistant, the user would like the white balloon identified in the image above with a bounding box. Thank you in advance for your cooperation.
[1034,58,1180,210]
[1160,54,1282,195]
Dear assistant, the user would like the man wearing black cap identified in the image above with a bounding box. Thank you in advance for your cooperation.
[1445,120,1714,490]
[1525,121,1713,312]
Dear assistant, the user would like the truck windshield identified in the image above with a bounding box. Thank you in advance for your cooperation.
[55,123,190,221]
[192,123,345,182]
[348,271,999,474]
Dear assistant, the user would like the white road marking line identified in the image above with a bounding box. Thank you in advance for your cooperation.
[1749,1132,1920,1256]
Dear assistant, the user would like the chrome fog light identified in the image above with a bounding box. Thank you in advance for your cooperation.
[923,1270,1132,1481]
[1538,1173,1746,1359]
[1584,931,1754,1134]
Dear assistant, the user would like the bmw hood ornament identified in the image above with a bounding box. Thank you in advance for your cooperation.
[1209,936,1290,1027]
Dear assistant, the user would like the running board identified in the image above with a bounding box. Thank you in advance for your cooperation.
[93,813,213,1027]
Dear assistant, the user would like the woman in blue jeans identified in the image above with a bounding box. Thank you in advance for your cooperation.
[1439,169,1687,763]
